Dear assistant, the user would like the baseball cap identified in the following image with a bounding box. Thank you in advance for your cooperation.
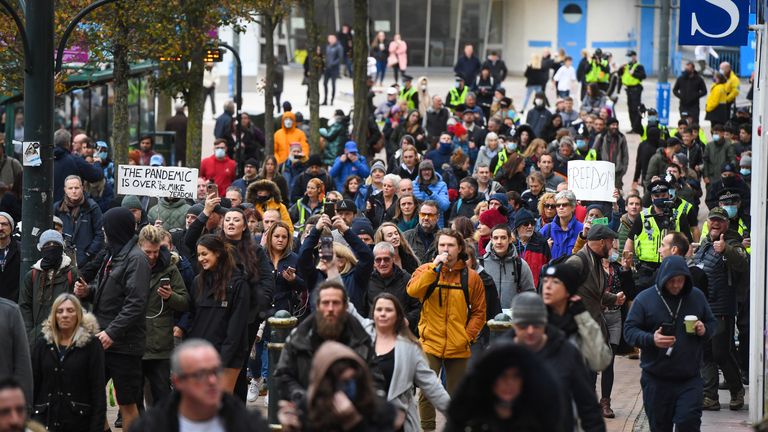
[344,141,358,154]
[586,224,618,241]
[708,207,729,221]
[337,199,357,213]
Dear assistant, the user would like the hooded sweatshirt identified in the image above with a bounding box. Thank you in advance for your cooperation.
[624,256,716,380]
[103,207,136,255]
[274,112,309,165]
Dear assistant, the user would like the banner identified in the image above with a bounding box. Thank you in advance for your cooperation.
[567,160,616,202]
[117,165,198,199]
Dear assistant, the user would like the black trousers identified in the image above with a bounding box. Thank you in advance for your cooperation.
[234,320,261,403]
[702,315,743,399]
[679,103,700,122]
[626,86,643,133]
[204,86,216,114]
[141,359,171,407]
[641,373,702,432]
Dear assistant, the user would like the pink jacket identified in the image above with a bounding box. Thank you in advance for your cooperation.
[388,40,408,70]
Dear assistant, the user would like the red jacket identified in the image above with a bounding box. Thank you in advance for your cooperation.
[199,155,236,195]
[516,231,551,288]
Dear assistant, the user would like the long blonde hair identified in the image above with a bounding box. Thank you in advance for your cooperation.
[46,293,84,346]
[373,222,420,265]
[530,53,542,69]
[333,243,358,274]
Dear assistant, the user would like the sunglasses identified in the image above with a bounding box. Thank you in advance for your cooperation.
[518,221,534,227]
[555,203,571,208]
[419,212,438,219]
[543,204,556,209]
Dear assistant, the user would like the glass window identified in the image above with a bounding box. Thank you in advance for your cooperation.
[487,0,503,45]
[399,0,428,67]
[428,0,459,66]
[458,0,491,61]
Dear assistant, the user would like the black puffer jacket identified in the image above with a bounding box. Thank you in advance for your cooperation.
[31,313,105,432]
[91,237,151,355]
[693,229,749,316]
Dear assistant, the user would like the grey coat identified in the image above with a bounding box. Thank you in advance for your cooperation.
[594,132,629,184]
[479,248,535,309]
[0,298,33,405]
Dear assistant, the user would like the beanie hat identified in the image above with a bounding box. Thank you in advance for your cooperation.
[37,229,64,250]
[740,155,752,167]
[514,209,535,229]
[511,292,547,326]
[479,208,508,229]
[448,123,467,138]
[585,203,606,216]
[673,153,689,168]
[0,212,14,230]
[350,218,375,238]
[121,195,142,210]
[370,160,386,173]
[419,159,434,172]
[541,263,581,296]
[187,203,204,216]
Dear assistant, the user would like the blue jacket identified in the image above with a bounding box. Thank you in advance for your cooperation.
[624,256,716,380]
[54,197,105,271]
[53,147,103,203]
[329,155,370,191]
[412,173,450,228]
[540,215,583,260]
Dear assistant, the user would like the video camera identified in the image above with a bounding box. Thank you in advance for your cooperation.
[656,199,677,231]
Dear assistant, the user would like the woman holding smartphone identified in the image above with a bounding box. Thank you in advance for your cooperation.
[139,225,189,406]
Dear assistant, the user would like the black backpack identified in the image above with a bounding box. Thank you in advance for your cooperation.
[422,267,472,324]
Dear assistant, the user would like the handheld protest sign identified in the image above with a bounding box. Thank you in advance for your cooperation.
[117,165,199,199]
[567,160,616,202]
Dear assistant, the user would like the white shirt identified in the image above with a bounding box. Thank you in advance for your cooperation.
[179,414,225,432]
[553,65,577,91]
[694,46,719,61]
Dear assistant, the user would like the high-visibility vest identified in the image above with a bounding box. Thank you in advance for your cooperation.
[400,86,418,111]
[641,124,670,141]
[634,207,683,264]
[701,217,750,254]
[586,59,609,83]
[621,63,641,87]
[449,86,468,108]
[493,149,510,175]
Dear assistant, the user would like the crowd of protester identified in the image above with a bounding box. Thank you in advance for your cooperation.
[0,35,757,432]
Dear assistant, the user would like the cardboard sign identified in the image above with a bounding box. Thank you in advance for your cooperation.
[567,160,616,202]
[117,165,198,199]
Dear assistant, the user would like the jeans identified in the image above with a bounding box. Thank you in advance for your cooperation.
[323,66,339,103]
[376,60,386,83]
[702,315,744,399]
[419,354,467,430]
[522,85,543,111]
[641,372,703,432]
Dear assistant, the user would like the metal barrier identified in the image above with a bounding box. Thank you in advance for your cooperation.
[709,47,741,75]
[266,310,298,428]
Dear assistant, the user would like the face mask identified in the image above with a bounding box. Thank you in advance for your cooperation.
[648,115,658,123]
[740,168,751,176]
[255,195,270,203]
[214,148,226,159]
[420,85,427,91]
[40,245,64,271]
[712,134,720,142]
[669,189,676,198]
[284,119,293,128]
[652,198,668,208]
[340,379,357,400]
[722,176,735,186]
[507,142,518,152]
[576,140,587,150]
[534,98,544,107]
[723,205,738,219]
[455,81,462,88]
[609,250,620,263]
[440,142,452,150]
[98,151,108,160]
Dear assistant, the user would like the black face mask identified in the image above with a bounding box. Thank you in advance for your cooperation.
[40,245,64,271]
[722,176,736,186]
[255,195,270,203]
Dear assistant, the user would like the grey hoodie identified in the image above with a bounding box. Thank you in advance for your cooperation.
[480,246,535,308]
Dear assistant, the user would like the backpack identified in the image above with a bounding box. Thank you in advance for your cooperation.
[422,267,472,324]
[479,255,523,291]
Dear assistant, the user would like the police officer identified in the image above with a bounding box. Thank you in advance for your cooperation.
[641,108,670,141]
[446,74,468,112]
[624,179,693,289]
[399,74,419,111]
[586,48,611,92]
[618,50,646,134]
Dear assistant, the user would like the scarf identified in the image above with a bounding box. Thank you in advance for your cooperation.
[59,194,85,221]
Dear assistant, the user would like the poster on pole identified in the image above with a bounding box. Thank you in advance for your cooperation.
[117,165,198,199]
[567,160,616,202]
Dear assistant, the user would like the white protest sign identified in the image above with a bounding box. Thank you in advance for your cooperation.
[117,165,198,199]
[567,160,616,202]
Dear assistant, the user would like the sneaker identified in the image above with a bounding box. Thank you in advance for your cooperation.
[730,388,745,410]
[247,378,259,402]
[259,378,268,396]
[702,397,721,411]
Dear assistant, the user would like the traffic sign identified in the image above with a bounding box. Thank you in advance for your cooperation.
[204,48,224,63]
[656,83,671,126]
[679,0,750,46]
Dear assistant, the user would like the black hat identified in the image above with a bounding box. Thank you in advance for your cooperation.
[454,103,467,113]
[721,162,737,174]
[282,101,292,112]
[586,224,618,241]
[626,50,637,57]
[402,74,413,82]
[541,263,581,296]
[649,179,671,194]
[351,218,375,237]
[454,74,465,81]
[500,97,511,108]
[496,87,506,96]
[337,199,357,213]
[244,158,259,168]
[514,209,535,229]
[606,117,619,126]
[307,154,323,167]
[717,188,742,203]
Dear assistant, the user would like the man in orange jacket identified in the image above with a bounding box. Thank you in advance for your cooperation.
[407,228,486,431]
[273,112,309,165]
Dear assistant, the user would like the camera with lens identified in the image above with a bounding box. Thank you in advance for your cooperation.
[657,200,676,230]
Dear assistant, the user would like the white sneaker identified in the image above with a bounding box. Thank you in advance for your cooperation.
[247,378,259,402]
[263,392,269,407]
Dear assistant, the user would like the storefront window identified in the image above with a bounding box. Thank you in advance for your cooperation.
[428,0,459,66]
[399,0,428,67]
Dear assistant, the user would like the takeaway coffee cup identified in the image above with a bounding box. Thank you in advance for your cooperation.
[684,315,698,334]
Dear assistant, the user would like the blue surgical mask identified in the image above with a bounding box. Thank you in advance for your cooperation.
[609,250,620,263]
[507,142,518,152]
[214,148,226,159]
[723,205,738,219]
[740,168,751,176]
[712,134,720,142]
[648,115,658,123]
[98,151,108,160]
[669,189,676,198]
[576,139,587,150]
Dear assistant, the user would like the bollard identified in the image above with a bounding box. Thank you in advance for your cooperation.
[487,312,514,344]
[267,310,298,428]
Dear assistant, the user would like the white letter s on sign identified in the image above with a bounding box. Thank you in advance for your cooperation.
[691,0,740,38]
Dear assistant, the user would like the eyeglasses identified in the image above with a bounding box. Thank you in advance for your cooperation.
[518,221,534,227]
[178,366,223,382]
[374,257,392,263]
[555,203,571,208]
[543,204,556,209]
[419,212,438,219]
